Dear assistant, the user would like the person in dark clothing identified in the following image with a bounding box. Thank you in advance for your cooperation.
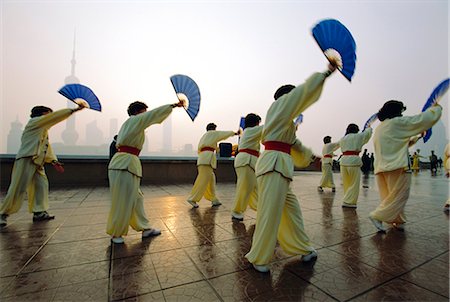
[109,135,118,160]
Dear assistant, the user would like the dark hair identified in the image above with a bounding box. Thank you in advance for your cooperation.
[206,123,217,131]
[345,123,359,135]
[30,106,52,118]
[378,100,406,121]
[274,84,295,100]
[244,113,261,128]
[127,101,148,116]
[323,136,331,144]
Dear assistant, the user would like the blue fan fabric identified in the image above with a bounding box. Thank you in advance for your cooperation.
[58,84,102,111]
[170,74,201,121]
[312,19,357,82]
[421,78,449,143]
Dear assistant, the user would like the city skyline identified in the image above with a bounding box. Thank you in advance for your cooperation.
[1,1,448,157]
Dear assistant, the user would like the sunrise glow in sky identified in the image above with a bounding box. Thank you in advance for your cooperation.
[1,1,448,156]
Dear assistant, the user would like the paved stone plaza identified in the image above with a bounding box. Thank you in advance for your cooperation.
[0,171,448,301]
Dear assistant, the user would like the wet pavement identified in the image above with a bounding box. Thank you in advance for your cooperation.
[0,171,448,301]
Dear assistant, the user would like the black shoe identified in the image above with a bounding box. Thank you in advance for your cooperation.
[0,214,7,227]
[33,211,55,221]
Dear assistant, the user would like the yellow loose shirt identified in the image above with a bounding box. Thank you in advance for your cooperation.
[373,106,442,174]
[321,142,340,164]
[196,130,236,169]
[256,72,326,180]
[108,104,173,177]
[339,129,373,166]
[234,126,263,170]
[17,108,73,166]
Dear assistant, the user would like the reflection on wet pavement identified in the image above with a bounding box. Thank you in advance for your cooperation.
[0,171,448,301]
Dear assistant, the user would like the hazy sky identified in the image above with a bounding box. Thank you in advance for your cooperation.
[1,0,448,156]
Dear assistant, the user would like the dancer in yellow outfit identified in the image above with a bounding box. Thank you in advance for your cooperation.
[443,143,450,212]
[231,113,263,221]
[369,100,442,232]
[0,105,86,227]
[107,100,183,244]
[318,136,340,193]
[245,64,337,273]
[411,151,425,174]
[339,123,372,208]
[187,123,238,208]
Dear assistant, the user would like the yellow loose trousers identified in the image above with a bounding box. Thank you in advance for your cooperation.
[370,168,410,224]
[245,172,314,265]
[340,165,361,205]
[106,169,150,237]
[232,166,257,214]
[0,158,49,215]
[187,165,218,203]
[319,163,335,188]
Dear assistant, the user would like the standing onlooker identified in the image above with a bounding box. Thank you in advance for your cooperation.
[429,150,438,176]
[361,149,371,176]
[109,135,118,160]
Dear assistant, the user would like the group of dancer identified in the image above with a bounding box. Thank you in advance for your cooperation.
[0,61,444,273]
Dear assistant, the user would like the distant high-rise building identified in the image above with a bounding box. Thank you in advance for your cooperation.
[7,117,23,154]
[85,120,104,145]
[162,115,172,153]
[61,31,80,146]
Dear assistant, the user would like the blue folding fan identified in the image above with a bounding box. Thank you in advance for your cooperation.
[421,78,449,143]
[170,74,201,121]
[294,114,303,126]
[239,116,246,130]
[312,19,357,82]
[363,113,378,130]
[58,84,102,111]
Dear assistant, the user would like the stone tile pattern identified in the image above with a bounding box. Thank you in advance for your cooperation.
[0,172,448,301]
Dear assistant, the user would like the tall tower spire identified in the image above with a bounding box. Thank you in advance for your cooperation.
[62,29,80,146]
[70,29,76,77]
[64,30,80,85]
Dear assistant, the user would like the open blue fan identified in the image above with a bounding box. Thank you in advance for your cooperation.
[170,74,201,121]
[58,84,102,111]
[312,19,357,82]
[363,113,378,130]
[239,116,245,130]
[294,114,303,126]
[421,78,449,143]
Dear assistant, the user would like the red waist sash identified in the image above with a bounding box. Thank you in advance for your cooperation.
[343,150,360,156]
[263,141,291,154]
[117,146,141,156]
[200,147,215,152]
[323,154,332,158]
[239,148,259,157]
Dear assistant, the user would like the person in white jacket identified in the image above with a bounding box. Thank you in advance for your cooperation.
[0,104,85,227]
[338,124,373,208]
[231,113,263,221]
[369,100,442,231]
[187,123,238,208]
[245,63,337,273]
[318,136,340,192]
[107,100,184,244]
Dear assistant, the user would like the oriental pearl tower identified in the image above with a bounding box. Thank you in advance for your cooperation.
[61,32,80,145]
